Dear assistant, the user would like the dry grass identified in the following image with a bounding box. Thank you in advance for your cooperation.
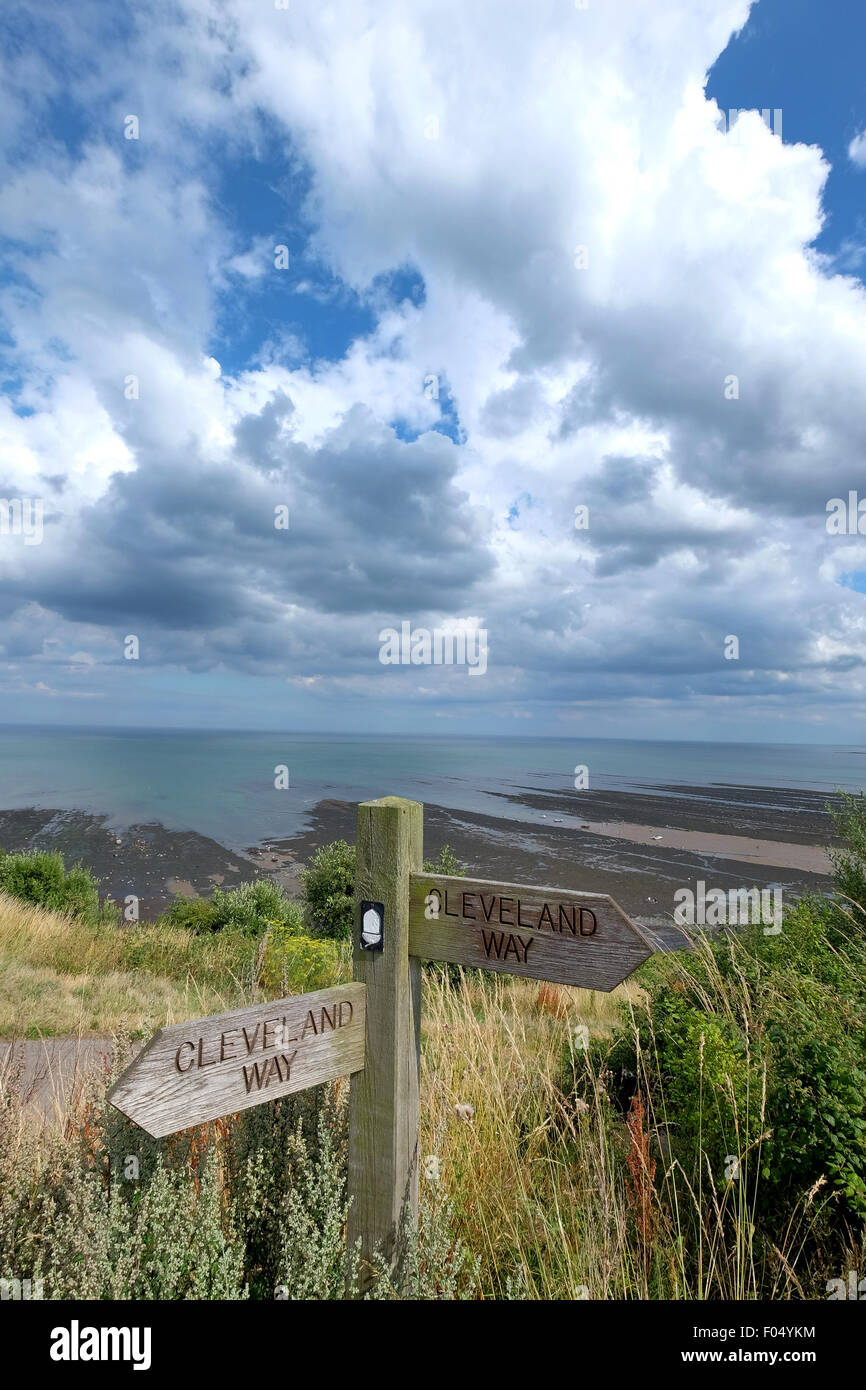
[419,968,647,1298]
[0,891,260,1037]
[417,938,866,1300]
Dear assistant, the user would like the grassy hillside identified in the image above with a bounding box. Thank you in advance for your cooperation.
[0,891,263,1037]
[0,848,352,1038]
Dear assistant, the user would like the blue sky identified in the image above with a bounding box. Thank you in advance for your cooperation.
[708,0,866,271]
[1,0,865,741]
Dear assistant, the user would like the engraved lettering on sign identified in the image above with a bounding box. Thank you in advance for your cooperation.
[409,873,652,992]
[440,891,598,937]
[171,999,356,1090]
[480,930,533,963]
[243,1051,298,1093]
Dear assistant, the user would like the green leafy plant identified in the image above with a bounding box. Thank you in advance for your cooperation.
[164,896,220,933]
[422,844,465,877]
[165,879,302,938]
[299,840,357,940]
[828,790,866,932]
[572,813,866,1291]
[0,849,116,926]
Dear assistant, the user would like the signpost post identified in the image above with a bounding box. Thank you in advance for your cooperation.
[347,797,423,1289]
[109,795,655,1291]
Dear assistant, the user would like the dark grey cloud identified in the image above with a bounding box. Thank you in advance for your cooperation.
[3,402,495,664]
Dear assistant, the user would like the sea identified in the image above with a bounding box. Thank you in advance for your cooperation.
[0,726,863,854]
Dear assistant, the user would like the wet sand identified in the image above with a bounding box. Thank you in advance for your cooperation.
[484,783,845,846]
[566,820,832,874]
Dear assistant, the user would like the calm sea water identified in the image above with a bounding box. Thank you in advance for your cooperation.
[0,726,863,852]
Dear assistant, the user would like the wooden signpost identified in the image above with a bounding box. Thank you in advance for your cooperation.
[109,795,654,1289]
[409,872,654,990]
[108,983,366,1138]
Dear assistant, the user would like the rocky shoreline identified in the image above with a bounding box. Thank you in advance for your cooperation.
[0,783,842,939]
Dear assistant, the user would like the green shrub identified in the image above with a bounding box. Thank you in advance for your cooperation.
[209,879,300,936]
[829,791,866,933]
[164,896,220,933]
[574,819,866,1289]
[422,844,464,877]
[298,838,470,948]
[299,841,356,940]
[0,849,115,927]
[39,1149,249,1299]
[164,879,301,938]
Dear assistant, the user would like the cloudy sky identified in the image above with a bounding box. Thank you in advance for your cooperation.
[1,0,865,741]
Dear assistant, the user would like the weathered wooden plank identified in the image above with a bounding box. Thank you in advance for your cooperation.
[408,873,654,991]
[347,797,423,1290]
[107,983,366,1138]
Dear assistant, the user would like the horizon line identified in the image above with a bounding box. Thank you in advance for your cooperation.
[0,721,861,750]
